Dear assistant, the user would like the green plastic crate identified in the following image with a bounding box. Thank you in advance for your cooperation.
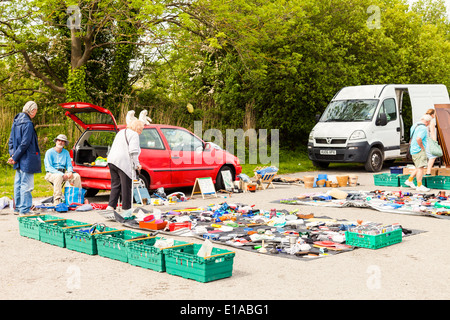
[65,225,115,255]
[424,175,450,190]
[127,237,192,272]
[164,243,235,283]
[373,173,399,187]
[17,214,61,240]
[345,229,402,249]
[398,174,419,187]
[95,229,149,262]
[39,218,87,248]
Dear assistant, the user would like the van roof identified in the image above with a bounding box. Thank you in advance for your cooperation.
[333,84,448,101]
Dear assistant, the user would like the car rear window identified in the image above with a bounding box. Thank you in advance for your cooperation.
[73,110,115,125]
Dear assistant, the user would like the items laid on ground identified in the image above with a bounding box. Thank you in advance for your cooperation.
[96,202,415,261]
[17,199,416,285]
[278,188,450,219]
[299,173,359,188]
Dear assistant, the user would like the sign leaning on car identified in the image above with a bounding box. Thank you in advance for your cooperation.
[60,102,242,196]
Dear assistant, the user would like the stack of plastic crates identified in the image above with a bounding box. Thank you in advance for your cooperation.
[127,237,192,272]
[373,173,399,187]
[18,214,62,240]
[345,229,402,249]
[164,243,236,283]
[65,224,115,255]
[94,229,150,262]
[39,218,88,248]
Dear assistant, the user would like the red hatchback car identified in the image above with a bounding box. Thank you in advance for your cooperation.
[61,102,242,196]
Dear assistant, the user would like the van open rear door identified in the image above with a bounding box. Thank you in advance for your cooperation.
[60,102,118,131]
[407,85,450,123]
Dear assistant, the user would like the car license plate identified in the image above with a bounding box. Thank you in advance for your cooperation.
[320,149,336,155]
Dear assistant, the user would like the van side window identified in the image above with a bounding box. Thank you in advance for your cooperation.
[380,98,397,122]
[140,128,165,150]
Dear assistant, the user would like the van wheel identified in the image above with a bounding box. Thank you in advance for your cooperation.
[365,147,383,172]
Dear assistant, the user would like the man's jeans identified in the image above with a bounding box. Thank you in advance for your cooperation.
[14,169,34,214]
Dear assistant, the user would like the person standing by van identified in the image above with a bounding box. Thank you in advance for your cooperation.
[7,101,42,214]
[425,109,438,175]
[106,119,144,211]
[404,114,432,192]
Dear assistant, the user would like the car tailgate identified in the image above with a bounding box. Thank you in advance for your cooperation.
[74,165,111,179]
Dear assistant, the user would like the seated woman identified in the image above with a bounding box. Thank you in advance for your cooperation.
[44,134,82,205]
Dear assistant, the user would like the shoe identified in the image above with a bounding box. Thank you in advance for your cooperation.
[404,179,416,188]
[105,206,115,211]
[416,185,430,192]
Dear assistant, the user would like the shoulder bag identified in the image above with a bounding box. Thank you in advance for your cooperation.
[428,137,443,157]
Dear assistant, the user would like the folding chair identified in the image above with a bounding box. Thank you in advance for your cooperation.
[253,166,278,190]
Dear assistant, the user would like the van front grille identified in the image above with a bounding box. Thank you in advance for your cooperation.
[315,138,347,144]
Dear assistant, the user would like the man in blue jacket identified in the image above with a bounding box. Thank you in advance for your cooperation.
[8,101,42,214]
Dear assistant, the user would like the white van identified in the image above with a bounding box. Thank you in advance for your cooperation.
[307,84,450,172]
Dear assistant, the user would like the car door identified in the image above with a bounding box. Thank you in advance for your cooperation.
[160,127,215,185]
[376,98,401,158]
[139,128,172,188]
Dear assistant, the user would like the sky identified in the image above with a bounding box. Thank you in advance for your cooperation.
[409,0,450,18]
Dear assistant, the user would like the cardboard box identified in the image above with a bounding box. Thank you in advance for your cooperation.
[429,168,439,176]
[438,168,450,176]
[403,167,415,175]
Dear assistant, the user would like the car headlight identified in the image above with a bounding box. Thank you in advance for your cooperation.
[308,131,314,142]
[349,130,366,140]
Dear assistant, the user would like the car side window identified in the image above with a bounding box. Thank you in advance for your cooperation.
[140,128,165,150]
[380,98,397,122]
[161,128,203,151]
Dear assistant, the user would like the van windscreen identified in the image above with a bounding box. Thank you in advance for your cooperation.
[320,99,378,122]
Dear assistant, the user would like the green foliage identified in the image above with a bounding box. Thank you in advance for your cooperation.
[65,66,89,102]
[2,0,450,169]
[156,0,450,146]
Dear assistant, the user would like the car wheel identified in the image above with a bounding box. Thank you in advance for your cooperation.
[137,172,150,190]
[85,188,99,197]
[215,165,234,190]
[365,147,383,172]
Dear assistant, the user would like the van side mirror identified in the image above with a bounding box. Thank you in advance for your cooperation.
[376,113,387,126]
[315,114,321,122]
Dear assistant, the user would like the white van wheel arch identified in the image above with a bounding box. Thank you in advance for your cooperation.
[365,147,383,172]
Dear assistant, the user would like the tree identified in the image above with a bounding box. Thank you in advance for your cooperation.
[0,0,189,111]
[159,0,450,145]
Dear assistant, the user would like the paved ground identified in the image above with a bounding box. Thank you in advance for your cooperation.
[1,165,449,302]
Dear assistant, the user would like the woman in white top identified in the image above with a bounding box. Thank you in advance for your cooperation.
[107,119,144,211]
[425,109,437,175]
